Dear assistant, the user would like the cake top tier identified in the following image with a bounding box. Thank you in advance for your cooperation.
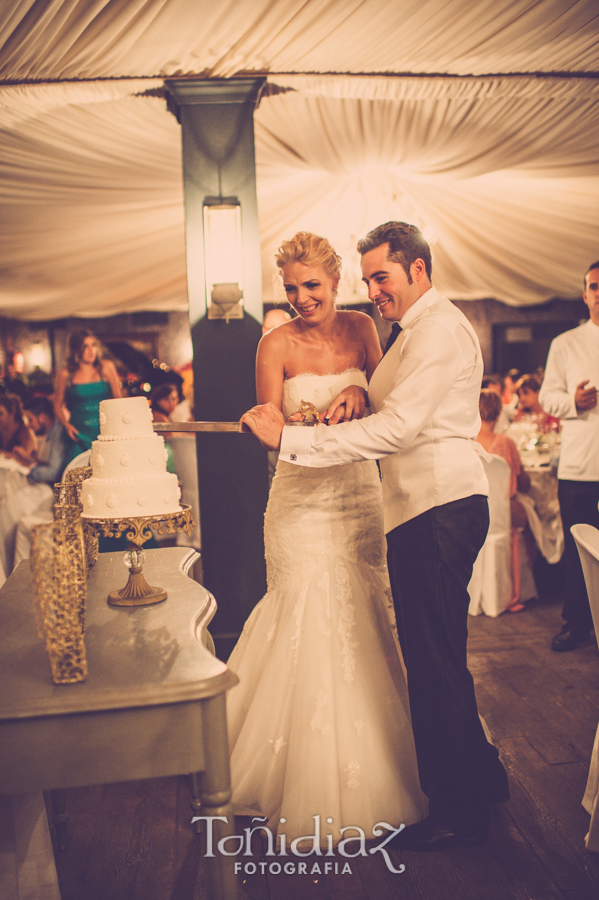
[98,397,154,441]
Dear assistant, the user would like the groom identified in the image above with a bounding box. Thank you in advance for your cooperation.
[241,221,509,850]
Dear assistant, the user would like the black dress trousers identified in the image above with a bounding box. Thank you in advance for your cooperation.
[386,494,509,830]
[557,479,599,635]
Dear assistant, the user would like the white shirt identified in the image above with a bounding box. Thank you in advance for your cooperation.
[280,286,488,533]
[538,319,599,481]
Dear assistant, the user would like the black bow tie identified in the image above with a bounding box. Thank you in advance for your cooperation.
[383,322,402,356]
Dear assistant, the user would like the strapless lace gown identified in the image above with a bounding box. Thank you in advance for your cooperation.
[227,370,427,843]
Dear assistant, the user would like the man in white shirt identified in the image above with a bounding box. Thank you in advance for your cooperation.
[539,261,599,651]
[242,222,509,851]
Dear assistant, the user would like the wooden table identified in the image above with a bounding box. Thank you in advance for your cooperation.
[0,547,239,900]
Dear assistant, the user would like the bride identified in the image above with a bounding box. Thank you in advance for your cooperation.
[228,232,426,844]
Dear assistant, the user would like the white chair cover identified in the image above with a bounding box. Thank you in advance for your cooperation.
[468,454,512,617]
[518,529,538,603]
[63,449,91,475]
[571,523,599,852]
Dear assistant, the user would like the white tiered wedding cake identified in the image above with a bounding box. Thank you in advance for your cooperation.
[81,397,181,519]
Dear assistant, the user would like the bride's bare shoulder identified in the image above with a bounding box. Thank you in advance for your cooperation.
[338,309,378,336]
[262,317,298,341]
[258,317,297,357]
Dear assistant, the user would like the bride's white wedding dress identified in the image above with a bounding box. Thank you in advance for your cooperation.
[227,369,427,843]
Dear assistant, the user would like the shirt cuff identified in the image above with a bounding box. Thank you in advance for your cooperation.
[279,424,317,465]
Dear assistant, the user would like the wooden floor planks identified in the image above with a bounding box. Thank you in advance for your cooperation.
[45,591,599,899]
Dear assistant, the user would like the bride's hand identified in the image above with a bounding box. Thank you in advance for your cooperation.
[240,403,285,451]
[324,385,368,424]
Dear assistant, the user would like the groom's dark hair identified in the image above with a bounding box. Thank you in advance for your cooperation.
[357,222,432,282]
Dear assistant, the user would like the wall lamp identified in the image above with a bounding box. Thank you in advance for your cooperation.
[204,197,244,321]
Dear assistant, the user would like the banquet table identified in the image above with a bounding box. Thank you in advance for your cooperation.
[517,449,564,564]
[0,547,239,900]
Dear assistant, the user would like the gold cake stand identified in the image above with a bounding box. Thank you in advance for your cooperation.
[82,505,194,607]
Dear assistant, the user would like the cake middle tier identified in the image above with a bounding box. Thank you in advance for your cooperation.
[90,435,169,479]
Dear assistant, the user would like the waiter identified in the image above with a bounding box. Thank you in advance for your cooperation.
[241,221,509,850]
[539,261,599,651]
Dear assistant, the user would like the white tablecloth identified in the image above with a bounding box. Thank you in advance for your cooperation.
[0,459,29,504]
[0,462,31,586]
[0,459,53,588]
[517,452,564,564]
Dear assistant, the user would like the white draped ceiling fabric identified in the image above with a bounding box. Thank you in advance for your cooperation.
[0,0,598,318]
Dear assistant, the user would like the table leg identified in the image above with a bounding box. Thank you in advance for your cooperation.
[50,788,69,851]
[192,692,237,900]
[189,771,202,828]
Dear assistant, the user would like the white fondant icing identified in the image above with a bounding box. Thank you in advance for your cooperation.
[90,435,166,479]
[81,474,180,519]
[97,396,153,440]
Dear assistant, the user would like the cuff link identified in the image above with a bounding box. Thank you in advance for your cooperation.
[290,453,297,461]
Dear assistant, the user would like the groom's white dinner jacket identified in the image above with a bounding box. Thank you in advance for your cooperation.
[280,286,489,534]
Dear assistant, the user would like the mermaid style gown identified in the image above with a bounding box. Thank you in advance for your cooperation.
[227,370,427,843]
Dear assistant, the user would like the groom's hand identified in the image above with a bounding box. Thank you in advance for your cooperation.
[240,403,285,451]
[325,384,368,424]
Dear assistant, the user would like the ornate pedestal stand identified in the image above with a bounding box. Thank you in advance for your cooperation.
[82,505,194,607]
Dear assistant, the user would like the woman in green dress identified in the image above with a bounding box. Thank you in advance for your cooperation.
[54,329,121,466]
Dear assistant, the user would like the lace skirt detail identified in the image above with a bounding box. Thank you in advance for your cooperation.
[227,458,427,843]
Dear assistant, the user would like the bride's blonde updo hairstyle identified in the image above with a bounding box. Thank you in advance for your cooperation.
[275,232,342,282]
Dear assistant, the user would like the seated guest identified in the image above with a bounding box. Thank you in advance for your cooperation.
[476,390,531,612]
[24,397,69,486]
[149,383,180,471]
[514,374,560,432]
[0,393,37,465]
[502,368,521,419]
[482,375,510,433]
[2,355,30,405]
[0,399,68,584]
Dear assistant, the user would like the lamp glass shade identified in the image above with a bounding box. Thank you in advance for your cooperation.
[203,203,243,300]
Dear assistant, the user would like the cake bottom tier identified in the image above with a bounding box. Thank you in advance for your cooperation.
[81,473,181,519]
